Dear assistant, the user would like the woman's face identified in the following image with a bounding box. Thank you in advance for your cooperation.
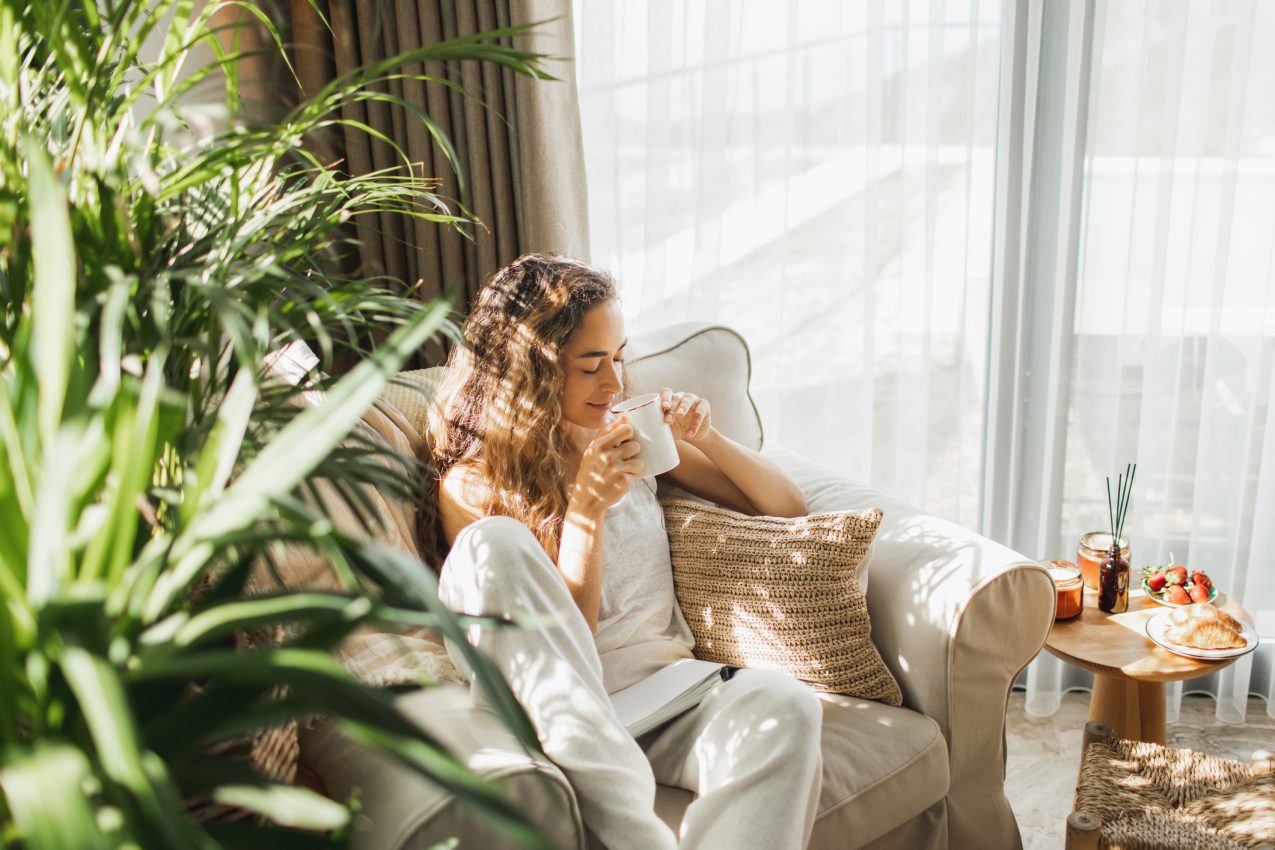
[560,300,626,430]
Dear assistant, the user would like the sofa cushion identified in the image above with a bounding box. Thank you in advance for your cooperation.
[661,498,902,705]
[654,695,949,848]
[627,323,763,451]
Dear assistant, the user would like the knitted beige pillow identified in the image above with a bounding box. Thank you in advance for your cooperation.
[661,497,901,705]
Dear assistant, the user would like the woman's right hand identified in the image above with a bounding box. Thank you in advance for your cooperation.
[569,420,642,515]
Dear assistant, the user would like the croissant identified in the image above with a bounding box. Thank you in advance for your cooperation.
[1166,603,1243,634]
[1164,618,1246,650]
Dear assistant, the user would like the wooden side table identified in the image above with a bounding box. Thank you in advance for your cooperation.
[1043,591,1253,744]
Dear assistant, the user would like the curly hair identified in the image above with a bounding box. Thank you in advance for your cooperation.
[428,253,619,557]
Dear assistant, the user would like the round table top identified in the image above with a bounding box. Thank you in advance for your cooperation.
[1044,589,1254,682]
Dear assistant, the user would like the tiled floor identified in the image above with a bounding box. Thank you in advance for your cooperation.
[1005,690,1275,849]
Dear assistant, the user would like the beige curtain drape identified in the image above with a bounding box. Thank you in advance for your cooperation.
[287,0,589,318]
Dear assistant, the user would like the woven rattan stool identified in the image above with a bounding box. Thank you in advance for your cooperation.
[1065,720,1275,850]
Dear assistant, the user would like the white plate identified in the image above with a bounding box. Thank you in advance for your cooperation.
[1145,609,1259,661]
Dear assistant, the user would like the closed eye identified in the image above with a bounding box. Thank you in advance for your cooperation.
[583,357,624,375]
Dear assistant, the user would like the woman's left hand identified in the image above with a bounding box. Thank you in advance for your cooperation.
[660,388,712,444]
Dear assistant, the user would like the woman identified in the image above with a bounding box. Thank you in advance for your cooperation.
[430,254,822,850]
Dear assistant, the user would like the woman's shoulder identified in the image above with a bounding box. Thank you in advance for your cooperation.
[438,461,493,546]
[440,460,491,504]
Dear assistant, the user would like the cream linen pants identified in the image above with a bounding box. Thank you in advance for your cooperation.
[440,516,823,850]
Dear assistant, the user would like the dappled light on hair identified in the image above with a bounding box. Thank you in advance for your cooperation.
[425,253,618,557]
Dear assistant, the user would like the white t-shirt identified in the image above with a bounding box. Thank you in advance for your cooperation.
[594,478,695,694]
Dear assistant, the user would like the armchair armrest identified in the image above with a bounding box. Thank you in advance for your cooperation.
[301,684,586,850]
[765,447,1054,849]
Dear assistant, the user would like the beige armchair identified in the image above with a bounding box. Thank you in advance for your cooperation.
[301,322,1055,850]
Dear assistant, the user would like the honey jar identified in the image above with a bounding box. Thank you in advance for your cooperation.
[1077,532,1128,592]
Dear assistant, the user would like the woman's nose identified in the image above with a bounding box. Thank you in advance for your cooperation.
[602,361,623,392]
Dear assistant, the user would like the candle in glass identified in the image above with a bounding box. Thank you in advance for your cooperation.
[1043,560,1083,621]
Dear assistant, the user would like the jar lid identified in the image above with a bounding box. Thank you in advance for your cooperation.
[1042,559,1082,585]
[1080,531,1128,549]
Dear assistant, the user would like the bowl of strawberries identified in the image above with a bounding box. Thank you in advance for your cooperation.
[1140,563,1218,607]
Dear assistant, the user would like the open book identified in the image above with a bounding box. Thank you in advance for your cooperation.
[609,658,737,737]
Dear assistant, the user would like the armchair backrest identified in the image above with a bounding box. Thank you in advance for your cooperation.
[626,323,763,451]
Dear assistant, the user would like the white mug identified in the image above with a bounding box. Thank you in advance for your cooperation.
[610,393,680,478]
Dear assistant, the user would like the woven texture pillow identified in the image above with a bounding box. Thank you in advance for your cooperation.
[661,498,902,705]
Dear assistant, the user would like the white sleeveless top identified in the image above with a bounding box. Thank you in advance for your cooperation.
[595,478,695,693]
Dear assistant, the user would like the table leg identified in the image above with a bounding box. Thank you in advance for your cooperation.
[1137,681,1166,745]
[1088,675,1166,743]
[1089,675,1139,740]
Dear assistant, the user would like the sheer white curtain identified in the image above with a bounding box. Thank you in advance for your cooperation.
[574,0,1002,528]
[575,0,1275,722]
[1015,0,1275,722]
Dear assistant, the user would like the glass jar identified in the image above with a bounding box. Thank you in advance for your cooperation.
[1077,532,1129,592]
[1043,560,1083,621]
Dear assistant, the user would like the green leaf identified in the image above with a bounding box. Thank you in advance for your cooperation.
[59,644,216,850]
[0,742,110,850]
[80,355,166,585]
[141,592,373,654]
[179,364,256,528]
[211,783,349,831]
[25,140,76,448]
[26,423,81,605]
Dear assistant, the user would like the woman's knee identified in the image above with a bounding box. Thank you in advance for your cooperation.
[451,516,543,560]
[729,670,823,730]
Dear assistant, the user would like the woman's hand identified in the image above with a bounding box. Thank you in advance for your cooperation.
[660,388,712,444]
[569,420,642,515]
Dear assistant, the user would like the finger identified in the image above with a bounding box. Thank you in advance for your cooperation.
[597,421,633,446]
[661,388,676,420]
[618,440,641,461]
[687,401,708,438]
[675,394,697,418]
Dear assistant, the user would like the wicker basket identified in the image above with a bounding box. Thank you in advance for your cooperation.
[1066,721,1275,850]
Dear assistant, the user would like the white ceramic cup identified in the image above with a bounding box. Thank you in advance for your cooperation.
[610,393,680,478]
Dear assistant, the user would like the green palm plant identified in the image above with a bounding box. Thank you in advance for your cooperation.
[0,1,555,847]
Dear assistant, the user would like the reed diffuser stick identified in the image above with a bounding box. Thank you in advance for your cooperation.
[1116,463,1136,541]
[1101,462,1136,614]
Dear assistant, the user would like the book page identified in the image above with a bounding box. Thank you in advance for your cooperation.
[609,658,733,735]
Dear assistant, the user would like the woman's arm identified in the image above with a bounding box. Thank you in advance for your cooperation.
[439,422,640,632]
[559,421,641,631]
[657,390,807,518]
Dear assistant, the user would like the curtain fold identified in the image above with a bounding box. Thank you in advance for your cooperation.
[287,0,589,332]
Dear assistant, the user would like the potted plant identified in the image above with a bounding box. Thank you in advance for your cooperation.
[0,1,552,846]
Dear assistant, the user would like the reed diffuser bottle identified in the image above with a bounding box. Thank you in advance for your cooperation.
[1099,463,1136,614]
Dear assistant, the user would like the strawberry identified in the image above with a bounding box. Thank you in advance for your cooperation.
[1191,571,1212,589]
[1166,585,1191,605]
[1189,584,1211,603]
[1147,571,1167,593]
[1167,566,1188,585]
